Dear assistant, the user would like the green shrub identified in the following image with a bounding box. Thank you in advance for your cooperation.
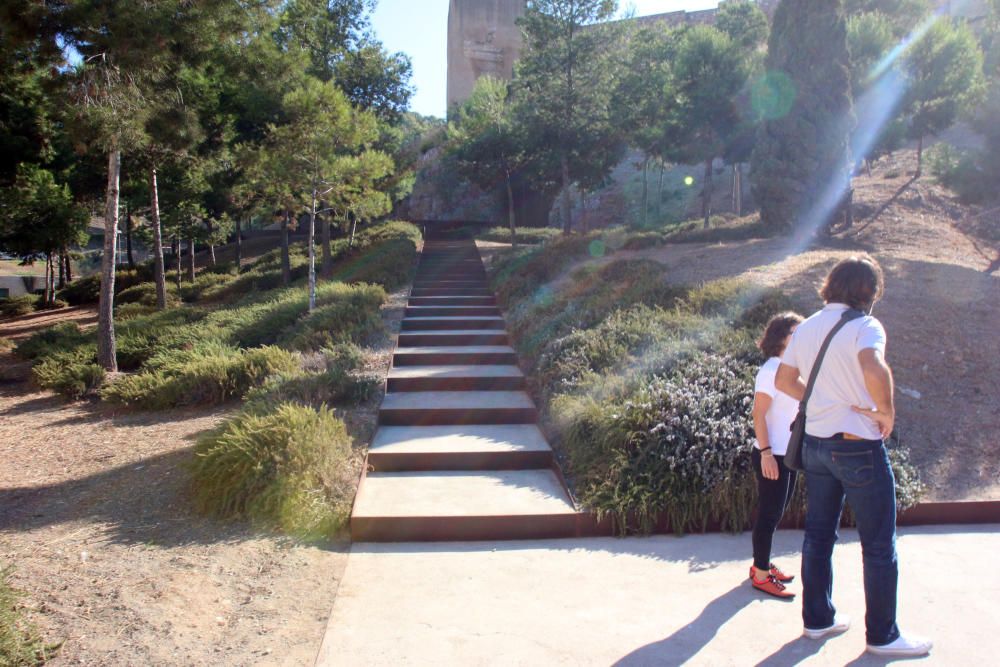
[623,214,771,246]
[179,271,235,302]
[114,307,207,370]
[490,233,600,306]
[38,298,69,310]
[116,281,180,308]
[190,403,357,539]
[279,283,385,351]
[32,349,105,400]
[245,368,377,410]
[101,342,298,409]
[927,143,994,205]
[476,226,561,245]
[245,343,377,410]
[0,294,39,318]
[115,302,158,320]
[14,322,89,360]
[554,352,758,535]
[203,261,237,276]
[1,566,56,665]
[57,266,152,305]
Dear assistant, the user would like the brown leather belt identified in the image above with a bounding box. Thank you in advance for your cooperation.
[831,432,864,440]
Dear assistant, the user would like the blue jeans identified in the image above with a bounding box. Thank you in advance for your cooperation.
[801,434,900,646]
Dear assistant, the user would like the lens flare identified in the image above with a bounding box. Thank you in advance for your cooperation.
[683,175,695,187]
[751,70,797,121]
[588,239,606,257]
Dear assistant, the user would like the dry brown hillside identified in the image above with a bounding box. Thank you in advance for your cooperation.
[582,149,999,502]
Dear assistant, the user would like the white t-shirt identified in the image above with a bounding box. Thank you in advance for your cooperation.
[754,357,799,455]
[780,303,887,440]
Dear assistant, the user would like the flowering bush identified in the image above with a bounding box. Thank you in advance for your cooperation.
[556,352,758,534]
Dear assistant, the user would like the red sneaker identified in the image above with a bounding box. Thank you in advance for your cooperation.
[749,570,795,599]
[769,563,795,583]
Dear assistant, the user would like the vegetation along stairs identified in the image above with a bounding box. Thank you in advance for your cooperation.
[350,234,583,541]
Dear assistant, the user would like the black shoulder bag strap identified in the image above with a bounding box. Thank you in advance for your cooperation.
[784,308,864,471]
[800,308,864,409]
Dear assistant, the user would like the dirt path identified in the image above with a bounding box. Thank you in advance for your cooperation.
[0,387,349,665]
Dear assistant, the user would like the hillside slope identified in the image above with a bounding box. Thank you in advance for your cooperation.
[483,149,999,502]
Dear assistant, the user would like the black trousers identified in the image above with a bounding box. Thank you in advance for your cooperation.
[751,448,798,571]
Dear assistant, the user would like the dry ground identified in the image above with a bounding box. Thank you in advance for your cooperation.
[481,149,1000,502]
[0,281,409,665]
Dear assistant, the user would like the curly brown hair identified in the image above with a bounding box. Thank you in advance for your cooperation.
[758,311,804,358]
[820,256,884,310]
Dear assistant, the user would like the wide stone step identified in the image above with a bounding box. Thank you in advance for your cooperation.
[408,296,496,306]
[386,364,524,391]
[410,287,493,297]
[405,305,500,317]
[392,345,517,366]
[397,329,508,347]
[412,280,488,288]
[401,316,505,331]
[351,470,578,541]
[368,424,550,470]
[378,390,537,425]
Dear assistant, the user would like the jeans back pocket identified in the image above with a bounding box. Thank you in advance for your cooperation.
[830,449,875,488]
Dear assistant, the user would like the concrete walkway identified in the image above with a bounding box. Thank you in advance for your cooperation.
[316,524,1000,665]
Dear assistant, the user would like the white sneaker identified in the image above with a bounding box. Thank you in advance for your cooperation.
[866,634,933,657]
[803,613,851,639]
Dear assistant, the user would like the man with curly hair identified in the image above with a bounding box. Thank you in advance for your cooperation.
[776,256,931,657]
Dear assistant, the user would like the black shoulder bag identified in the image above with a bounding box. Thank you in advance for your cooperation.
[784,309,864,472]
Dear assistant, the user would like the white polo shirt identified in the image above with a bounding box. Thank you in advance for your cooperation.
[780,303,887,440]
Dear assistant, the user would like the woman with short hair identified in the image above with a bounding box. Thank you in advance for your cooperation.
[749,311,804,598]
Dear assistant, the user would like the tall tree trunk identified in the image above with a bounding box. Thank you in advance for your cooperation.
[641,156,649,227]
[44,251,52,305]
[57,247,65,290]
[916,135,924,177]
[656,162,664,220]
[321,211,332,275]
[348,212,357,250]
[281,210,291,286]
[64,250,72,283]
[504,172,517,250]
[733,164,743,217]
[150,167,167,309]
[560,153,572,234]
[97,149,120,372]
[702,158,713,229]
[124,203,135,269]
[308,185,317,312]
[579,190,587,233]
[186,236,195,282]
[206,220,216,266]
[235,217,242,274]
[173,237,181,289]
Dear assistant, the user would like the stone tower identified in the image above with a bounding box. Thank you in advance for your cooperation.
[446,0,527,113]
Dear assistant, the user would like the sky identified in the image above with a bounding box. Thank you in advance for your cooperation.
[370,1,722,118]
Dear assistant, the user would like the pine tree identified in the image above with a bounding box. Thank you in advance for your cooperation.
[751,0,855,234]
[514,0,622,234]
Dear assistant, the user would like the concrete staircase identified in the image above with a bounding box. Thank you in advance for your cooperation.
[351,237,579,541]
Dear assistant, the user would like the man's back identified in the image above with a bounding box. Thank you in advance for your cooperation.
[781,303,886,439]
